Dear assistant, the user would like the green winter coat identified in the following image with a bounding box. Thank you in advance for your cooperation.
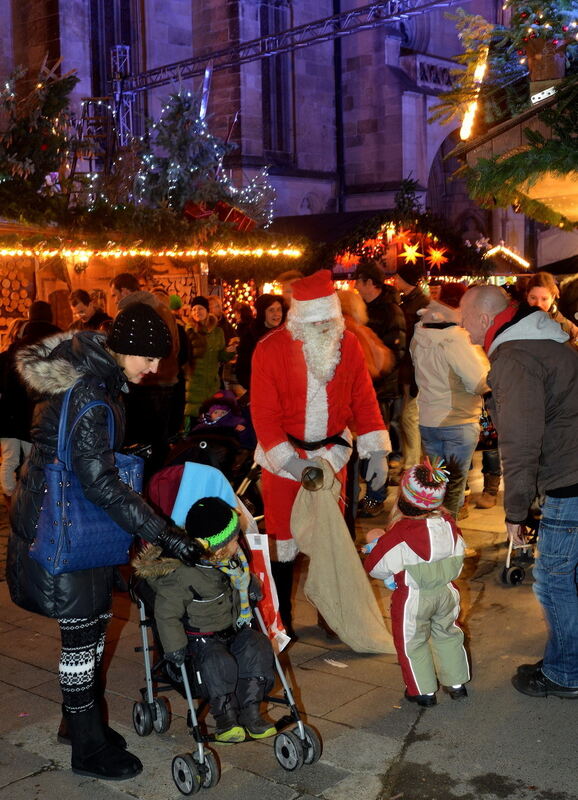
[184,316,231,420]
[133,544,241,653]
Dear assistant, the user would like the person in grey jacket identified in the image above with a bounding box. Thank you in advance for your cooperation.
[461,285,578,699]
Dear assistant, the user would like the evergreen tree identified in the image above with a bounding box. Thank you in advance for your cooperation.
[0,64,79,218]
[133,90,234,212]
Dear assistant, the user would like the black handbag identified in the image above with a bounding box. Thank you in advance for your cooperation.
[29,385,144,575]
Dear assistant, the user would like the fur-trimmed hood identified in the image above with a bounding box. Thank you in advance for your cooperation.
[15,329,127,396]
[132,543,181,579]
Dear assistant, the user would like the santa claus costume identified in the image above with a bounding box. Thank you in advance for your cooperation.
[250,269,390,635]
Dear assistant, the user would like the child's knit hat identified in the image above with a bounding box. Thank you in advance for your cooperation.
[399,457,449,516]
[185,496,240,551]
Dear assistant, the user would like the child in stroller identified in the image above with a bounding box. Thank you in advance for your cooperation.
[132,494,276,744]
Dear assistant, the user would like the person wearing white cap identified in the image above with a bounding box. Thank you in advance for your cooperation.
[251,269,391,636]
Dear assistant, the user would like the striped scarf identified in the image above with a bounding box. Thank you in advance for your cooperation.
[210,547,252,626]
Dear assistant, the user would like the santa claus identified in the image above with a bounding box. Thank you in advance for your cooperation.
[251,269,391,635]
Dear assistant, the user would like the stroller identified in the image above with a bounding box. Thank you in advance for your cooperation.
[501,500,541,586]
[130,461,321,795]
[165,428,263,521]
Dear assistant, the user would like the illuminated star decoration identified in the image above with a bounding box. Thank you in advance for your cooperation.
[392,227,412,246]
[399,242,423,264]
[426,246,449,270]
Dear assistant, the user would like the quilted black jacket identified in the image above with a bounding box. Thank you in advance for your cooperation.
[7,330,168,618]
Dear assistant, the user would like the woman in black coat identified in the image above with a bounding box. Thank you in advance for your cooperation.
[7,303,198,781]
[235,294,287,393]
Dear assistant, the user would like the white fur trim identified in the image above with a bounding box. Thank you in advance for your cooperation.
[357,429,392,460]
[257,441,297,476]
[275,538,300,562]
[288,293,341,323]
[305,370,328,442]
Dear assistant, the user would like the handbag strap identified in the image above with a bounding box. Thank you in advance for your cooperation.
[57,384,115,470]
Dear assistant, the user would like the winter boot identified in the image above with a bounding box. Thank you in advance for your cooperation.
[68,705,142,780]
[237,677,276,739]
[58,704,127,749]
[474,473,500,509]
[271,560,297,639]
[210,694,245,744]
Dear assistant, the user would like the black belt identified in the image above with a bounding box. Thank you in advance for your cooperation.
[288,433,351,451]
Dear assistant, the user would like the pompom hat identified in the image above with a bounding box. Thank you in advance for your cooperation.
[288,269,341,323]
[399,457,449,516]
[107,302,172,358]
[185,496,240,551]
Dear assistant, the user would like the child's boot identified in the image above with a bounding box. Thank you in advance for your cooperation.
[210,694,245,743]
[237,677,276,739]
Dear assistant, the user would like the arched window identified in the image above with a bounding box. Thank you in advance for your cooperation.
[260,0,293,158]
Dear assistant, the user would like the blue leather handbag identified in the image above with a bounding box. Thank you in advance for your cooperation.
[29,385,144,575]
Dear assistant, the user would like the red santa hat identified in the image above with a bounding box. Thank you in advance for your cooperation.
[289,269,341,323]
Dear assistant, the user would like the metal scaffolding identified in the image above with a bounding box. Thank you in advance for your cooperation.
[124,0,459,92]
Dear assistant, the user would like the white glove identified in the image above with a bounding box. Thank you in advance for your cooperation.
[366,451,389,491]
[284,455,311,481]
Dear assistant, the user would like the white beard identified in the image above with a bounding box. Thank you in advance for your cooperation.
[287,316,345,383]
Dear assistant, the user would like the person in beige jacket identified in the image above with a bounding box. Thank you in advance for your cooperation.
[410,299,489,516]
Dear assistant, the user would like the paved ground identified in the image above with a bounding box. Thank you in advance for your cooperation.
[0,458,575,800]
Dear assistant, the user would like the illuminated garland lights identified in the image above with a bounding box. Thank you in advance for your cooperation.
[0,246,302,260]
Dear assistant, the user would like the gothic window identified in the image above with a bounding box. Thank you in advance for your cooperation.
[260,0,293,158]
[90,0,134,97]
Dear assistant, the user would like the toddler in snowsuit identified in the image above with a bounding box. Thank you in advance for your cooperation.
[133,496,275,742]
[363,457,470,707]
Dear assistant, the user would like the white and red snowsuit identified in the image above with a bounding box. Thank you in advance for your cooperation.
[251,325,390,560]
[364,513,469,695]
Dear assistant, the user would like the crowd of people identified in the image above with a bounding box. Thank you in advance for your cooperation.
[0,262,578,781]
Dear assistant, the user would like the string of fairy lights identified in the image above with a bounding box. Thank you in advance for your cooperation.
[0,246,302,260]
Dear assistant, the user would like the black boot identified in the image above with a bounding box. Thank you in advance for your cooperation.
[271,560,297,639]
[58,704,127,749]
[209,694,245,743]
[68,705,142,780]
[237,677,276,739]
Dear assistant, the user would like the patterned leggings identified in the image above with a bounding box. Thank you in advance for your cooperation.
[58,612,112,714]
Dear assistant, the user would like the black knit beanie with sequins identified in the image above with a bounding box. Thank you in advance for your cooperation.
[107,302,172,358]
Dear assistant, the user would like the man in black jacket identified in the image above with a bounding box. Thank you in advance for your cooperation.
[355,260,406,514]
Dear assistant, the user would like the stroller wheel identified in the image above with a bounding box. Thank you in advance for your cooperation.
[298,724,322,765]
[195,749,220,789]
[152,697,171,734]
[274,729,304,771]
[133,701,153,736]
[172,753,201,795]
[502,566,525,585]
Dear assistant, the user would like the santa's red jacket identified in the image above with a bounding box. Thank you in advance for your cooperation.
[250,325,390,479]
